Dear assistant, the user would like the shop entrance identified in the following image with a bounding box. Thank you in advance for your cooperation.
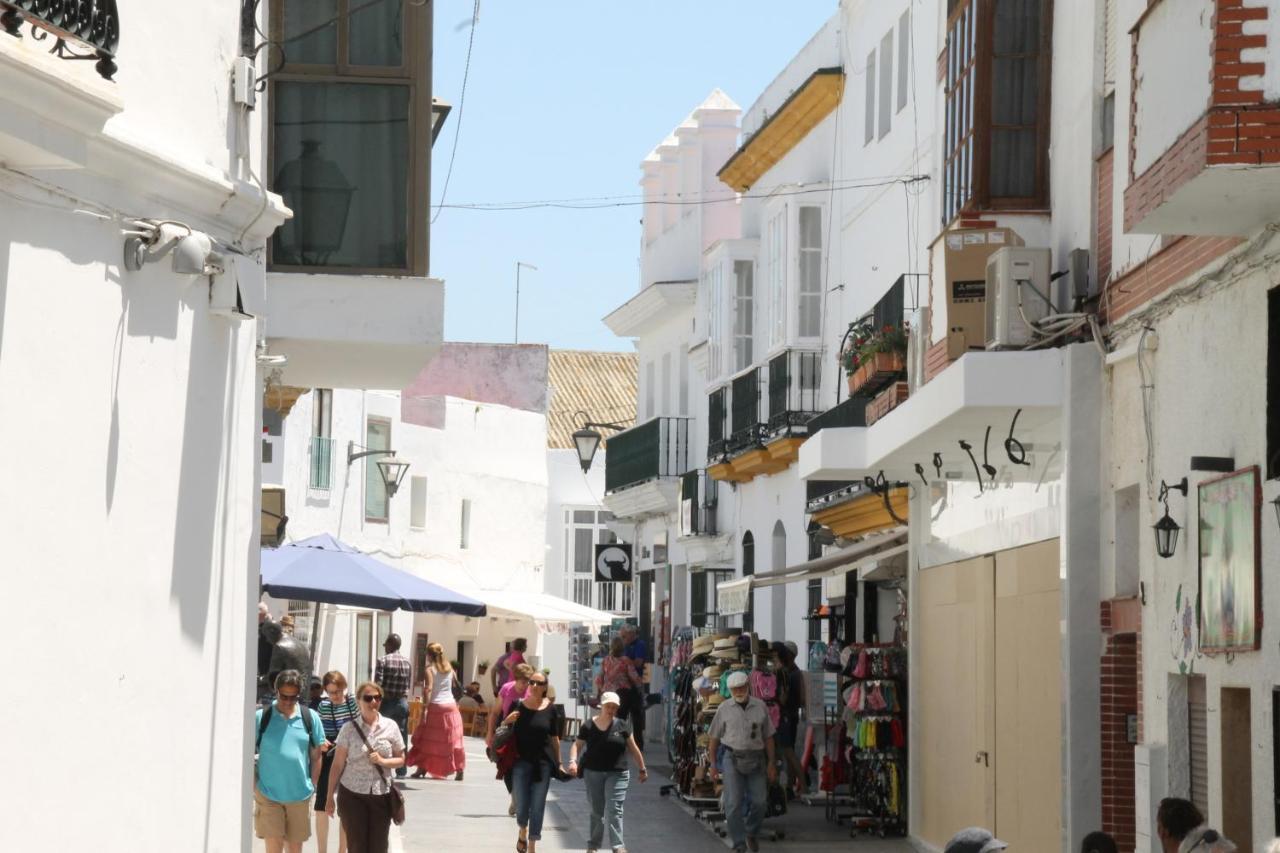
[1222,687,1253,853]
[917,539,1061,850]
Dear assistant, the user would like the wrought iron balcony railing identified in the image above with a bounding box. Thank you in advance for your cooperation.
[604,416,690,494]
[679,469,719,537]
[309,436,335,491]
[707,386,728,461]
[728,366,766,454]
[767,348,822,435]
[1,1,120,80]
[806,394,868,439]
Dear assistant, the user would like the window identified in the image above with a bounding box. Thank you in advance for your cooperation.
[679,346,689,415]
[312,389,332,437]
[376,612,391,648]
[645,362,655,419]
[897,10,911,112]
[807,580,822,644]
[622,582,633,612]
[268,0,432,275]
[943,0,1052,223]
[662,352,673,416]
[287,600,314,644]
[733,260,754,370]
[767,212,786,348]
[573,578,592,606]
[598,582,617,611]
[574,529,594,573]
[878,31,893,139]
[864,49,876,145]
[364,418,390,521]
[798,208,822,338]
[310,389,334,490]
[409,475,427,529]
[459,499,471,549]
[708,264,724,379]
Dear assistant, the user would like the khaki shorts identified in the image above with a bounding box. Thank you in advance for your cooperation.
[254,787,312,843]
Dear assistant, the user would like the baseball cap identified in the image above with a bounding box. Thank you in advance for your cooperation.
[944,827,1008,853]
[726,671,749,689]
[600,691,622,707]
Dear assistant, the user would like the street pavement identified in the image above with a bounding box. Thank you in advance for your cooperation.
[256,737,913,853]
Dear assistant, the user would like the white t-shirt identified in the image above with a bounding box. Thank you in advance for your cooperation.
[335,715,404,795]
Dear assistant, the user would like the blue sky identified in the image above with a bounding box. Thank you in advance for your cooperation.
[429,1,837,352]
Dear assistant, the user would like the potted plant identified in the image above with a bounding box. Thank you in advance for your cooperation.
[840,321,872,394]
[844,322,907,395]
[477,659,490,675]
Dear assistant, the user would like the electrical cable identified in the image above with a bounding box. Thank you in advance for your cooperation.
[981,426,997,481]
[431,0,480,225]
[1004,408,1030,466]
[914,462,928,487]
[932,452,943,478]
[958,439,983,495]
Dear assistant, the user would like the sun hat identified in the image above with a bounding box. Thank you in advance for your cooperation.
[692,635,715,654]
[726,671,750,689]
[600,691,621,707]
[703,665,723,679]
[943,828,1008,853]
[713,637,736,650]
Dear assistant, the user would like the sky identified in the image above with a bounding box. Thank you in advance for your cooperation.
[429,1,838,353]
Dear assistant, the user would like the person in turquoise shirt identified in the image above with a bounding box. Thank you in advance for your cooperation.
[255,670,326,853]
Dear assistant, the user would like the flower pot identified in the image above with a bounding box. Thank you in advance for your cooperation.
[872,351,906,374]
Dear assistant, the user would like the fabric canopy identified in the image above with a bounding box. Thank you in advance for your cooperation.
[478,589,616,628]
[260,534,487,616]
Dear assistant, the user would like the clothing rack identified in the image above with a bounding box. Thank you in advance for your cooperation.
[838,643,907,838]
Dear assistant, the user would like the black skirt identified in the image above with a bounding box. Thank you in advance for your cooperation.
[314,748,336,811]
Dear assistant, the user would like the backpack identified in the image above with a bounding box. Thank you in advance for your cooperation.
[257,703,316,751]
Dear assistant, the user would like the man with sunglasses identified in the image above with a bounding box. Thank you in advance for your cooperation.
[254,670,326,853]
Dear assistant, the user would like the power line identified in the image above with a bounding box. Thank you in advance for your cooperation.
[431,0,480,225]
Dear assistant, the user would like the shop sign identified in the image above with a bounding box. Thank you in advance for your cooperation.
[595,543,633,582]
[718,579,750,616]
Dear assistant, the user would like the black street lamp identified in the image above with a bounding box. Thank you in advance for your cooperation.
[1153,476,1188,559]
[572,409,629,473]
[348,441,411,497]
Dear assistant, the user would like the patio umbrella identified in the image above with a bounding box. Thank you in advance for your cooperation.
[260,533,486,616]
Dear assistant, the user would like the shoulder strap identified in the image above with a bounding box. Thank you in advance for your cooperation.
[351,717,393,791]
[302,706,314,737]
[256,705,272,749]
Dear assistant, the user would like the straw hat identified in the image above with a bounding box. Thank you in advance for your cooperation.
[702,665,723,680]
[712,637,736,651]
[711,648,740,661]
[704,692,725,707]
[692,635,715,655]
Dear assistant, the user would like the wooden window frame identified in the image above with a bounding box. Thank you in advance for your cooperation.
[943,0,1053,226]
[267,0,432,276]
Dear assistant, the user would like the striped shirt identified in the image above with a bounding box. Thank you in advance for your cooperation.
[317,696,358,742]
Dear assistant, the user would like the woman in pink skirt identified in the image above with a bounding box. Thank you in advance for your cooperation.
[407,642,466,780]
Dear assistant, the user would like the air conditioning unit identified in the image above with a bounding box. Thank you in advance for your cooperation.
[984,247,1052,350]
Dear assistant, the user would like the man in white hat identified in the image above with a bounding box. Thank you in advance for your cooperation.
[707,670,776,853]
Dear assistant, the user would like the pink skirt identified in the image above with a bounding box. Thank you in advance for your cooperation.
[407,702,465,777]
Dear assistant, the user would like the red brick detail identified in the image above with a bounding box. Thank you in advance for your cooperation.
[1100,598,1141,853]
[1102,236,1241,321]
[1097,149,1114,286]
[923,339,951,383]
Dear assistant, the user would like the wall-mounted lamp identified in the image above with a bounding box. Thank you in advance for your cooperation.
[261,507,288,544]
[572,409,629,473]
[347,441,410,497]
[1153,476,1188,559]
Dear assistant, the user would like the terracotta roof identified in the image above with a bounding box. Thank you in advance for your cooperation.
[546,350,638,449]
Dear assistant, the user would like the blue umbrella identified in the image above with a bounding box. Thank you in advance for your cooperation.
[261,533,486,616]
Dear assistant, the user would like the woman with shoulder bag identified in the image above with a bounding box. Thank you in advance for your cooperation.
[325,681,406,853]
[503,672,565,853]
[568,691,648,853]
[407,642,467,781]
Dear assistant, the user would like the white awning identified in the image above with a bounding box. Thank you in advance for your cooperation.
[477,590,617,628]
[717,531,908,615]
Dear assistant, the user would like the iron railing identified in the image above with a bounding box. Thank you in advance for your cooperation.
[707,387,728,461]
[728,367,766,453]
[1,0,120,79]
[807,394,869,439]
[680,469,719,536]
[604,416,690,493]
[767,348,822,435]
[309,436,334,491]
[806,478,867,513]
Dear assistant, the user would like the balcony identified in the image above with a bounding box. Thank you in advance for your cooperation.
[1,1,120,80]
[309,436,334,491]
[708,386,728,460]
[728,366,766,453]
[1126,0,1280,235]
[602,416,690,520]
[767,348,822,434]
[806,394,868,439]
[678,469,719,537]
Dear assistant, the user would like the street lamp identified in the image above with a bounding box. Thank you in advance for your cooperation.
[1153,476,1188,559]
[515,261,537,343]
[347,441,411,497]
[572,409,629,473]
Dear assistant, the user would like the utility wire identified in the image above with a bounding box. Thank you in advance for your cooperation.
[431,0,480,225]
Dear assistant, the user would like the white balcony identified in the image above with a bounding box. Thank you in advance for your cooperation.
[265,272,444,389]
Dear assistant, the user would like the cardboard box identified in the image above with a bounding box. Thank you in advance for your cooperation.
[939,227,1024,352]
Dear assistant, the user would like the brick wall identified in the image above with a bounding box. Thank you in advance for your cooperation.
[1097,149,1114,286]
[1101,235,1241,321]
[1100,599,1141,852]
[923,339,952,383]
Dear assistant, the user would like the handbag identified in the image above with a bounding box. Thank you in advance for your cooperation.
[351,718,406,826]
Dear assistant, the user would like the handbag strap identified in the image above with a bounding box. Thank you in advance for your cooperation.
[351,716,393,793]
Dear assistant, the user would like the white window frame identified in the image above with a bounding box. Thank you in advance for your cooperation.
[733,259,755,371]
[796,205,825,342]
[409,475,428,530]
[767,207,787,349]
[706,263,725,381]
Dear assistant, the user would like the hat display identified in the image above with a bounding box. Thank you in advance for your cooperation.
[692,635,715,655]
[712,637,736,650]
[943,828,1008,853]
[704,692,725,707]
[702,665,723,680]
[726,671,750,689]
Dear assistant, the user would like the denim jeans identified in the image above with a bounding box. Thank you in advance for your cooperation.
[584,768,630,849]
[721,762,767,849]
[511,759,553,840]
[383,698,409,777]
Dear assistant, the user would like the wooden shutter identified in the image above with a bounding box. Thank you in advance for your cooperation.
[1102,0,1117,95]
[1188,675,1209,816]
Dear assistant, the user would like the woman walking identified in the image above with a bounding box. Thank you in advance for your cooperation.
[568,691,648,853]
[407,642,466,780]
[594,638,641,701]
[324,681,406,853]
[315,671,358,853]
[503,672,565,853]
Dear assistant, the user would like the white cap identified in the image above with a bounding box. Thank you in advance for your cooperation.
[600,691,622,707]
[726,671,749,689]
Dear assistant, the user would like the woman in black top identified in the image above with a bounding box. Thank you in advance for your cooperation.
[568,692,648,853]
[502,673,564,853]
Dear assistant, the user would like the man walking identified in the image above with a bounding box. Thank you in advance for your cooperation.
[254,670,325,853]
[707,671,776,853]
[773,641,806,796]
[375,632,412,779]
[620,624,649,750]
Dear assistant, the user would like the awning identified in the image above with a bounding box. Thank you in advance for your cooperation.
[717,531,907,615]
[477,589,617,628]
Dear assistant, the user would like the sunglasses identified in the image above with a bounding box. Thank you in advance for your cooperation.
[529,680,547,687]
[361,694,383,703]
[277,693,300,703]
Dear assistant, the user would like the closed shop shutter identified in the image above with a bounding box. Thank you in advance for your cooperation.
[1102,0,1117,95]
[1188,675,1209,815]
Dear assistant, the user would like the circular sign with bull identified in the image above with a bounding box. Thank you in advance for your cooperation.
[594,543,633,583]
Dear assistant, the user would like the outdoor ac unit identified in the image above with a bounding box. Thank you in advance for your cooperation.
[984,247,1052,350]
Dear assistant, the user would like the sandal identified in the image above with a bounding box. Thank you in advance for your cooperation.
[517,833,528,853]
